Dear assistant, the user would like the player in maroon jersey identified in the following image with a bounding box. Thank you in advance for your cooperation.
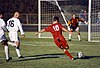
[68,14,88,41]
[36,16,74,60]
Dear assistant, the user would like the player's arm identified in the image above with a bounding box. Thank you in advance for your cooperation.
[79,18,88,24]
[35,29,46,36]
[1,21,8,32]
[62,27,69,32]
[59,23,69,32]
[17,19,25,37]
[2,26,8,32]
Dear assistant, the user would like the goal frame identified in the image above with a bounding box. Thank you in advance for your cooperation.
[88,0,100,42]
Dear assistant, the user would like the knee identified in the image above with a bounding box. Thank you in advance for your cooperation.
[70,30,73,32]
[77,31,80,35]
[14,42,20,49]
[65,45,69,50]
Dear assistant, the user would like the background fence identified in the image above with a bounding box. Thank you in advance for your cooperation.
[1,0,88,32]
[3,13,88,32]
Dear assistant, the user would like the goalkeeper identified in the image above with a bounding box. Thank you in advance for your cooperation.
[68,14,88,41]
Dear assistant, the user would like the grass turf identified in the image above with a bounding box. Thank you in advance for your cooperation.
[0,32,100,68]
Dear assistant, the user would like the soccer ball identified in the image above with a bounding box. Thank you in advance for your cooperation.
[77,52,84,59]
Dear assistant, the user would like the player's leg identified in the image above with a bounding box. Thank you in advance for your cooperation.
[61,42,74,60]
[7,41,22,57]
[69,29,73,41]
[68,25,74,41]
[8,32,24,58]
[56,38,74,60]
[1,40,9,61]
[14,41,21,58]
[7,41,16,46]
[75,27,81,41]
[14,38,24,58]
[0,34,12,62]
[1,40,12,62]
[64,49,74,60]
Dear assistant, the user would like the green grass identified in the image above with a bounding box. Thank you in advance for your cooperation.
[0,32,100,68]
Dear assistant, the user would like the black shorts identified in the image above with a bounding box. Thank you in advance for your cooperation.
[70,25,78,31]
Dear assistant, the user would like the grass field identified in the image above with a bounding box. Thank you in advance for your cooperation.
[0,32,100,68]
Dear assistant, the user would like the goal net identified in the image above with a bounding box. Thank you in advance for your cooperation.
[88,0,100,42]
[38,0,88,40]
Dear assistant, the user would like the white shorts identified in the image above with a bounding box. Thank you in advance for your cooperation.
[75,27,79,31]
[9,32,20,42]
[0,34,7,42]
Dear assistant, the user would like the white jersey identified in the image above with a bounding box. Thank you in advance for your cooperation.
[0,18,6,37]
[7,17,24,35]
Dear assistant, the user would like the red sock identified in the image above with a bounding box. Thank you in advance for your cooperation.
[64,50,73,59]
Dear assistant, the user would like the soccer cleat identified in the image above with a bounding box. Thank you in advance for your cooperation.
[6,57,12,62]
[79,40,82,41]
[68,39,71,41]
[18,56,25,58]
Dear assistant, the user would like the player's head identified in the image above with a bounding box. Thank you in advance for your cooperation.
[14,12,20,18]
[72,14,76,19]
[53,16,59,22]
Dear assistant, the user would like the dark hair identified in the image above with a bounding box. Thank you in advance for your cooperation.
[53,16,59,22]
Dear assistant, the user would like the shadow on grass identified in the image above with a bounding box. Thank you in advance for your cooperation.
[12,53,100,62]
[12,53,65,62]
[74,56,100,60]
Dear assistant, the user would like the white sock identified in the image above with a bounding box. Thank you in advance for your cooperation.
[4,46,9,60]
[8,42,17,46]
[78,35,81,41]
[16,48,21,57]
[69,34,72,39]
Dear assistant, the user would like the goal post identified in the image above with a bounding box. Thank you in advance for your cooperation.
[88,0,100,42]
[88,0,91,41]
[38,0,69,38]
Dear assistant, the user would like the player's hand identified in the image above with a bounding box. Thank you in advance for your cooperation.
[21,34,25,38]
[87,22,89,24]
[35,32,39,36]
[84,21,89,25]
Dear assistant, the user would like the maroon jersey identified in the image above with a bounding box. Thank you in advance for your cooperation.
[69,17,84,27]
